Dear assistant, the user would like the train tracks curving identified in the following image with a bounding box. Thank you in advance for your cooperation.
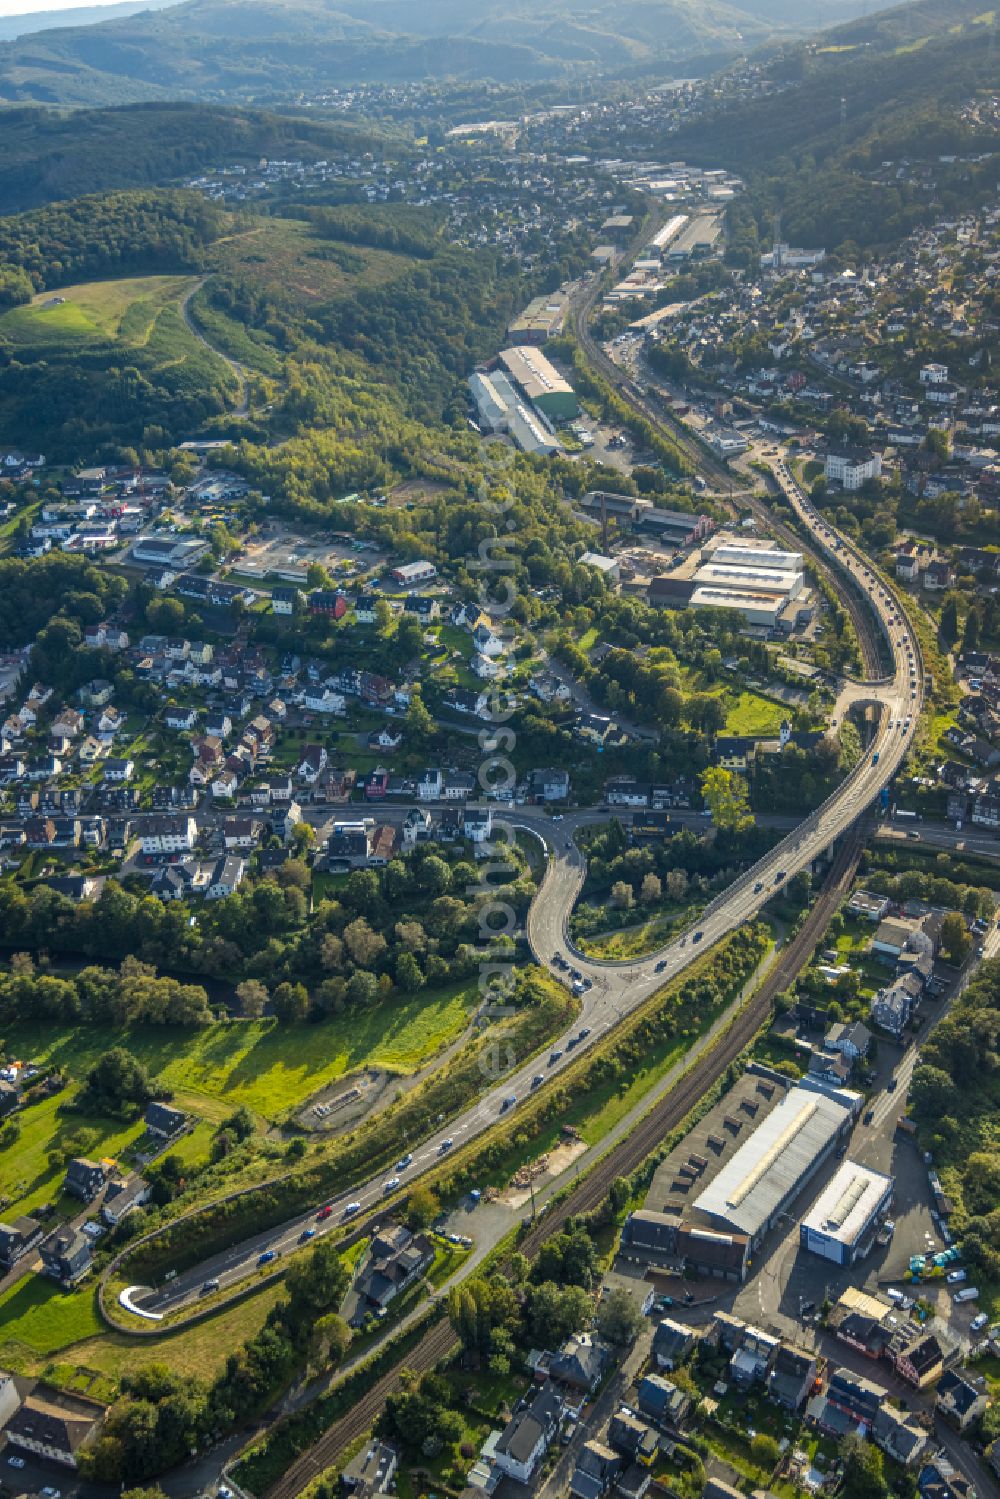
[257,242,898,1499]
[261,829,865,1499]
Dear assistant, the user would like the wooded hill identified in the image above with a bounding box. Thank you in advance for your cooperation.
[0,104,393,213]
[0,0,872,105]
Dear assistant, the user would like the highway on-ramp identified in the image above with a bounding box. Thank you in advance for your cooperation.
[126,454,922,1321]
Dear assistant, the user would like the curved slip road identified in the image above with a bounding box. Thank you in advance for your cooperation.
[127,448,921,1320]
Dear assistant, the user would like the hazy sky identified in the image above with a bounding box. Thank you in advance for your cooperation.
[0,0,144,14]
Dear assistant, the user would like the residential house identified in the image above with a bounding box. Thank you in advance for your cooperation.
[636,1374,690,1430]
[165,705,198,732]
[341,1440,398,1499]
[870,974,922,1038]
[39,1227,93,1287]
[824,1020,871,1061]
[308,590,348,619]
[872,1404,928,1468]
[204,711,233,741]
[63,1158,106,1202]
[0,1382,104,1467]
[101,1174,150,1227]
[298,744,328,784]
[463,807,493,844]
[767,1344,818,1410]
[145,1101,187,1138]
[102,757,134,783]
[417,768,444,801]
[893,1332,944,1390]
[206,854,246,900]
[353,1225,433,1320]
[653,1317,695,1371]
[935,1368,988,1431]
[0,1214,43,1271]
[140,815,196,855]
[304,685,346,715]
[825,1368,887,1426]
[728,1324,780,1387]
[223,817,257,851]
[529,767,570,802]
[569,1441,621,1499]
[493,1383,563,1484]
[917,1457,977,1499]
[549,1333,605,1395]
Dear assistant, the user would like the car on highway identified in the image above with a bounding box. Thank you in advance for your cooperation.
[201,1278,221,1294]
[864,1108,875,1124]
[299,1227,316,1241]
[887,1077,897,1091]
[753,881,763,893]
[655,959,667,972]
[7,1459,25,1470]
[440,1137,454,1152]
[316,1205,333,1220]
[549,1049,563,1064]
[907,830,919,840]
[500,1095,517,1112]
[578,1027,591,1041]
[775,870,786,883]
[343,1202,361,1217]
[531,1074,545,1088]
[397,1153,413,1169]
[565,840,573,849]
[258,1249,278,1266]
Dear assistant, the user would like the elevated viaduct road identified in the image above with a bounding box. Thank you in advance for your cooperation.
[128,454,920,1322]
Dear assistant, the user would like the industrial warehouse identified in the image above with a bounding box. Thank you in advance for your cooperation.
[468,345,577,454]
[648,534,815,633]
[799,1160,894,1266]
[692,1081,859,1246]
[616,1067,865,1284]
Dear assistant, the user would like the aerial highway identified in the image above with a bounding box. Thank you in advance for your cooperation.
[119,449,923,1322]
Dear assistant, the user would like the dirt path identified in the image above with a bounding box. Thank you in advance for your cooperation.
[180,278,249,418]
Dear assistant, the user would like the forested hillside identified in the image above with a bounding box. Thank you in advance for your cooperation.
[0,104,390,212]
[0,0,867,105]
[671,12,1000,254]
[0,190,225,308]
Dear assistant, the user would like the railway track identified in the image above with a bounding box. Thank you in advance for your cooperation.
[520,821,866,1258]
[258,250,893,1499]
[264,1319,459,1499]
[261,827,866,1499]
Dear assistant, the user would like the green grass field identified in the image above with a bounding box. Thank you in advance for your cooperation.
[9,983,475,1122]
[0,984,476,1219]
[724,690,788,736]
[0,275,199,351]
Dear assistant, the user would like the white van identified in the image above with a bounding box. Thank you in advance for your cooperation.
[953,1286,980,1303]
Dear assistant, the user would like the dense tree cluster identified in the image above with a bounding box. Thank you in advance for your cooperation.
[0,190,224,302]
[0,841,533,1018]
[909,955,1000,1275]
[0,956,213,1029]
[0,551,127,649]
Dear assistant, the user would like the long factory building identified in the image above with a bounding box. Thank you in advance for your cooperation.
[648,536,811,631]
[691,1080,860,1248]
[497,345,578,421]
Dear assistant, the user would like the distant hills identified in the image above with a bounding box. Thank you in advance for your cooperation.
[0,0,878,106]
[0,0,179,46]
[0,104,389,212]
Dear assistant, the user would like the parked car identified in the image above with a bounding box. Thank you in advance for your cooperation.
[946,1269,967,1285]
